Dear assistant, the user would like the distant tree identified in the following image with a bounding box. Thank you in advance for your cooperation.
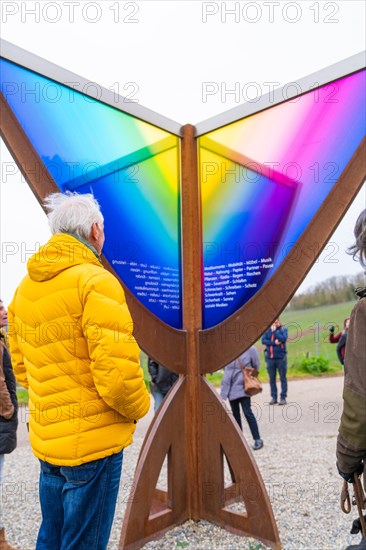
[288,273,365,310]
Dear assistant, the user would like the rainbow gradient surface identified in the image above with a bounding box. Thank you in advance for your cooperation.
[199,69,366,328]
[0,59,182,328]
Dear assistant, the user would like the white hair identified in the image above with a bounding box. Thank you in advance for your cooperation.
[44,192,104,241]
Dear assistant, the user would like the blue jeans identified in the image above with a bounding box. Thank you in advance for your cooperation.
[229,397,260,441]
[267,358,288,400]
[36,450,123,550]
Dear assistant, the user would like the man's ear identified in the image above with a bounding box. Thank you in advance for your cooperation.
[91,222,100,240]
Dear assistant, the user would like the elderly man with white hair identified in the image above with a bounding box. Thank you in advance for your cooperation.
[8,192,150,550]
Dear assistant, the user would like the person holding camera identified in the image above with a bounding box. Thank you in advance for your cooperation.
[329,318,350,366]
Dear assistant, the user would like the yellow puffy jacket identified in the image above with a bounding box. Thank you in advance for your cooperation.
[8,233,150,466]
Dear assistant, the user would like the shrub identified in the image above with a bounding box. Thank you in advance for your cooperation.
[297,356,330,376]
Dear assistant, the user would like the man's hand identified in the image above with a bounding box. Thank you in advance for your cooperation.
[337,461,364,483]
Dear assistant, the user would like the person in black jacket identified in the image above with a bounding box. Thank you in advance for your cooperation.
[0,300,18,550]
[147,357,178,412]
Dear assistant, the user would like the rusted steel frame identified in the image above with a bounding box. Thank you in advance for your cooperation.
[181,124,203,518]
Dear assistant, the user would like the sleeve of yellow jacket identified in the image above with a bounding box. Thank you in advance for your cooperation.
[7,295,29,390]
[81,269,150,421]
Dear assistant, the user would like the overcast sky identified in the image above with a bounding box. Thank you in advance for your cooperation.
[0,0,365,306]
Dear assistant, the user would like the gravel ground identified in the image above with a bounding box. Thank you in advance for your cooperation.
[1,376,363,550]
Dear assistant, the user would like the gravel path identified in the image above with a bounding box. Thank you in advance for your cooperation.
[2,376,362,549]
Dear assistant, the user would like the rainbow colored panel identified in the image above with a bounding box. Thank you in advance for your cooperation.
[200,69,366,328]
[0,58,182,328]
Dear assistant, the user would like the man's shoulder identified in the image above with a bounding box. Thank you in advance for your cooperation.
[73,263,115,286]
[76,264,124,302]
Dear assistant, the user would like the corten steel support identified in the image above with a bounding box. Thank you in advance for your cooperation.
[180,124,203,520]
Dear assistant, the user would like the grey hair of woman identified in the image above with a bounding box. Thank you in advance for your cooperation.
[44,192,104,242]
[347,208,366,270]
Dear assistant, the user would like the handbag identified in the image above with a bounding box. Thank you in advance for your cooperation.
[239,361,262,397]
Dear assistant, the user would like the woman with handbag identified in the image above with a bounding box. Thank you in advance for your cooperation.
[220,346,264,451]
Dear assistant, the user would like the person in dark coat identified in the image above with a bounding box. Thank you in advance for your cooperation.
[336,209,366,550]
[220,346,263,451]
[147,358,178,412]
[329,317,350,366]
[0,300,18,550]
[261,318,288,405]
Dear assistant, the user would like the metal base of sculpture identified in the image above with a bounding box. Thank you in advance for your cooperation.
[119,376,280,549]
